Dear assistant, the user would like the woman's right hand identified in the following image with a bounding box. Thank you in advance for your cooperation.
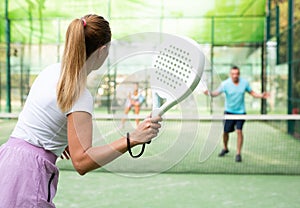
[129,116,162,146]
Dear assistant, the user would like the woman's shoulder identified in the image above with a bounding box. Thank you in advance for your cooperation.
[66,88,93,116]
[36,63,61,78]
[30,63,61,88]
[43,63,61,73]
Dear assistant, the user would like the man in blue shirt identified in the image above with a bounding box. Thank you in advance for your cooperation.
[205,66,268,162]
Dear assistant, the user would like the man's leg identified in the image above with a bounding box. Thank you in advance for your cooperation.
[235,130,243,162]
[223,132,229,150]
[219,132,230,157]
[235,119,245,162]
[219,119,234,157]
[236,129,243,155]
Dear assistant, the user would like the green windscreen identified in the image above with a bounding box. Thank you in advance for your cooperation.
[0,0,266,44]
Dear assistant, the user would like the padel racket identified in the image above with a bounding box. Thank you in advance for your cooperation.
[151,35,205,117]
[127,34,205,157]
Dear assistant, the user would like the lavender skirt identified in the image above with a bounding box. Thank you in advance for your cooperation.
[0,137,59,208]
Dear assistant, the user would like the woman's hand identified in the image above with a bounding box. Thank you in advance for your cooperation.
[129,116,162,146]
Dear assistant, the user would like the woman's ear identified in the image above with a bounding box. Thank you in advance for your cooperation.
[85,44,110,72]
[98,45,107,57]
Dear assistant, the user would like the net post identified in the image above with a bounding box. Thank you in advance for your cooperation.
[287,0,294,135]
[5,0,11,113]
[276,5,280,65]
[261,42,267,114]
[266,0,271,41]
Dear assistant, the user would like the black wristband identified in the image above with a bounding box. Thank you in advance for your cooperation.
[126,132,146,158]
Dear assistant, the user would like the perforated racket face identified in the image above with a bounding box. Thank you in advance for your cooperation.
[151,35,205,116]
[153,45,193,91]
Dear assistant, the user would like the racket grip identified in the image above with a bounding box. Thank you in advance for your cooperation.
[151,108,162,117]
[148,108,161,145]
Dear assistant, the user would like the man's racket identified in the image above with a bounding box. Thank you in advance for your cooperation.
[151,35,205,117]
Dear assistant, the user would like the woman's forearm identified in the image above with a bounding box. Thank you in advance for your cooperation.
[72,136,128,175]
[67,112,161,175]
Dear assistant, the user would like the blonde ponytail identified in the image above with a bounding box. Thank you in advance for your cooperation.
[57,15,111,112]
[57,19,87,112]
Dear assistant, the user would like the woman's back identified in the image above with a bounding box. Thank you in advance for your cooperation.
[11,63,68,156]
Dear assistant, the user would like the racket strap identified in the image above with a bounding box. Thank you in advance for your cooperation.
[126,132,146,158]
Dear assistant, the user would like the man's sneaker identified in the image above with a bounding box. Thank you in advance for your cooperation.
[235,154,242,162]
[218,149,229,157]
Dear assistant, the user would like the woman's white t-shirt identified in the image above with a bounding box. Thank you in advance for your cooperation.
[11,63,93,157]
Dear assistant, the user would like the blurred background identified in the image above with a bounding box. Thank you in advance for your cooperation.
[0,0,299,119]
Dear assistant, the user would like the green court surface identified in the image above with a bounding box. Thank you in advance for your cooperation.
[57,117,300,175]
[54,171,300,208]
[1,118,300,207]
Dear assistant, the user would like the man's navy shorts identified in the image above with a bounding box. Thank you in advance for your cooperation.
[224,112,246,133]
